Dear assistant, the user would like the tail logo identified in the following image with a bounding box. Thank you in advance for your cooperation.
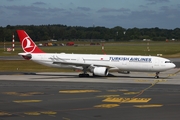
[22,37,36,53]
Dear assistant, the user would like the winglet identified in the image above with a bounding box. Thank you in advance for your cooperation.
[17,30,45,53]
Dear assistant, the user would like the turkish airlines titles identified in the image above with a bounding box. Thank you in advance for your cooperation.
[109,57,152,63]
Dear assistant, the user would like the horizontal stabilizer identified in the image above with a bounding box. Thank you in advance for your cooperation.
[18,53,32,60]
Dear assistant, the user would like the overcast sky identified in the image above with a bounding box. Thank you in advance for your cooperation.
[0,0,180,29]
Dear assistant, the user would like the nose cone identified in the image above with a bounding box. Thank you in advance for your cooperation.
[164,63,176,71]
[172,63,176,68]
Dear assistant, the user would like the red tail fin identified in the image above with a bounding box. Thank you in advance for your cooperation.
[17,30,45,53]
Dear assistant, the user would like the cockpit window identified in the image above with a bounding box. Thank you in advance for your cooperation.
[165,61,172,63]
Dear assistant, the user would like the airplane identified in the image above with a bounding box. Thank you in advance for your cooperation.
[17,30,176,78]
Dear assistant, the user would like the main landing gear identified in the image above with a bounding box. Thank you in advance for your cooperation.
[155,72,160,79]
[78,73,89,77]
[78,67,90,77]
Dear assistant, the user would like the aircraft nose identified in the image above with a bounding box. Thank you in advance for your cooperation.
[172,63,176,68]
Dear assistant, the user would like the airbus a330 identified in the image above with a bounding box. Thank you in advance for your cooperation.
[17,30,176,78]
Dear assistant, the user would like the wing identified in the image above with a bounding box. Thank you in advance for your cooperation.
[53,61,110,67]
[52,61,119,71]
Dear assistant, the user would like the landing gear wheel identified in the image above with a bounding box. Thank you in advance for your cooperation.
[79,73,89,77]
[92,73,98,77]
[155,76,159,79]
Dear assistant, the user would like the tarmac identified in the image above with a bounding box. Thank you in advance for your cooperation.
[0,68,180,120]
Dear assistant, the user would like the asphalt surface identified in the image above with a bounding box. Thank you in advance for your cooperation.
[0,69,180,120]
[0,81,180,120]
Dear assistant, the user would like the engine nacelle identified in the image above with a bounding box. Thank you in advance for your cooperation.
[93,67,109,76]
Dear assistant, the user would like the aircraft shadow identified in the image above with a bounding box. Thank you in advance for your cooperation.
[29,73,171,80]
[0,72,172,79]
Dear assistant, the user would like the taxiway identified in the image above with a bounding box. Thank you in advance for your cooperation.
[0,69,180,120]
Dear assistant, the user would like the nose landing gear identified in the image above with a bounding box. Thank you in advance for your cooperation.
[155,72,160,79]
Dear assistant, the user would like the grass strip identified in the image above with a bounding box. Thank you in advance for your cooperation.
[0,60,74,72]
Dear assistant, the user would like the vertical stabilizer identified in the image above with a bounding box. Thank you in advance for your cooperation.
[17,30,45,53]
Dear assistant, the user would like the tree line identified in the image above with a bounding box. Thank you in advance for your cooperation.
[0,24,180,42]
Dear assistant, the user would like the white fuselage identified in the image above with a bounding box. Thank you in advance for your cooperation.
[28,53,176,72]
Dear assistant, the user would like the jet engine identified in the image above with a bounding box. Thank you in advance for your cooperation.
[92,67,109,76]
